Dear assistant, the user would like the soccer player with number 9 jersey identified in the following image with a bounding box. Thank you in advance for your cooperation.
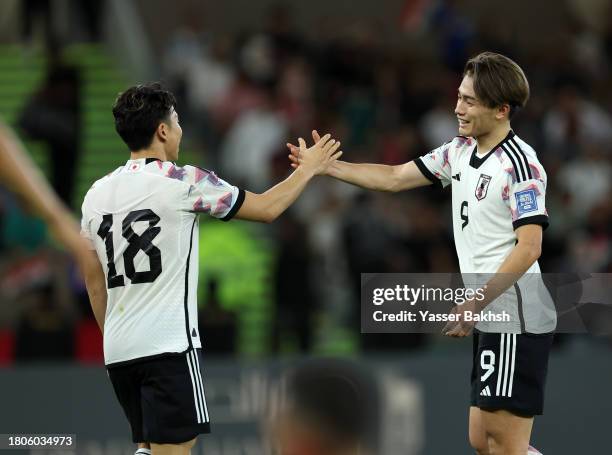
[288,52,555,455]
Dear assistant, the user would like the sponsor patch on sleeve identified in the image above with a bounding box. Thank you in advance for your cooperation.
[515,189,538,215]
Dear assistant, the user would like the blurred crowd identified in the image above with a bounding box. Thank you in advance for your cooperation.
[1,0,612,362]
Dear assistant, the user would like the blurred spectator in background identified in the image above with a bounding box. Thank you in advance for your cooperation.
[198,277,238,355]
[21,0,53,46]
[220,86,288,191]
[18,45,81,209]
[343,193,431,352]
[420,92,459,150]
[70,0,104,42]
[14,283,74,362]
[21,0,104,48]
[342,193,393,313]
[556,140,612,222]
[162,20,234,161]
[543,83,612,157]
[428,0,476,72]
[276,58,316,136]
[272,212,314,353]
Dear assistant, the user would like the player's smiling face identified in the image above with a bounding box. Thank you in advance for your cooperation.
[455,75,499,139]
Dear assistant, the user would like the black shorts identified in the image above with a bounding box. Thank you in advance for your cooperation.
[470,331,553,417]
[107,349,211,444]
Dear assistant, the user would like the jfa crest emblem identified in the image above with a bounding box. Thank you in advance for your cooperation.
[475,174,492,200]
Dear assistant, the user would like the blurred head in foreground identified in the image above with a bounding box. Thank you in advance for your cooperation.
[269,358,380,455]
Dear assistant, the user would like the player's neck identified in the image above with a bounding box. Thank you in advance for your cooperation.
[475,124,511,155]
[130,144,168,162]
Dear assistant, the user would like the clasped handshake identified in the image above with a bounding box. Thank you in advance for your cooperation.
[285,130,342,176]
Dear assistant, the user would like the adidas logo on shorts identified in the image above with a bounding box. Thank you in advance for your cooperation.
[480,385,492,397]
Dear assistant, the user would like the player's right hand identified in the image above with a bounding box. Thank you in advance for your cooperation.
[287,131,342,176]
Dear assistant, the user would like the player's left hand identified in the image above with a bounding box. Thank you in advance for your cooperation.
[442,299,478,337]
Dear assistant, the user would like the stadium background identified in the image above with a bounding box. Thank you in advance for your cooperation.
[0,0,611,453]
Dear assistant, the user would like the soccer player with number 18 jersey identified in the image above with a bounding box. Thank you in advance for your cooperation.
[80,83,341,455]
[289,52,556,455]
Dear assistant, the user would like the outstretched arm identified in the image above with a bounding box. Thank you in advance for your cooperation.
[235,134,342,223]
[326,160,431,192]
[0,121,90,265]
[287,130,431,192]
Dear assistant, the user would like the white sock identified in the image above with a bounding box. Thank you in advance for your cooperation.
[135,449,151,455]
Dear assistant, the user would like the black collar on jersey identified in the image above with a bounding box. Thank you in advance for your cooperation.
[469,130,515,169]
[145,158,162,164]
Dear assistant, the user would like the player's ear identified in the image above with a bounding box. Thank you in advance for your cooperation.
[496,104,510,120]
[156,121,168,142]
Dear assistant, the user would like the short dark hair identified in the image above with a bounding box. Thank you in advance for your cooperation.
[464,52,530,117]
[112,82,176,151]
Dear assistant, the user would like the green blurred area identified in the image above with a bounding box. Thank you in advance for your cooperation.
[197,219,274,355]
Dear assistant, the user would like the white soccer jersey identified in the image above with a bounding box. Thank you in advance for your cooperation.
[415,131,556,333]
[81,158,244,366]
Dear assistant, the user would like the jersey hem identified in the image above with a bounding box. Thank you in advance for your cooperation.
[105,348,200,369]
